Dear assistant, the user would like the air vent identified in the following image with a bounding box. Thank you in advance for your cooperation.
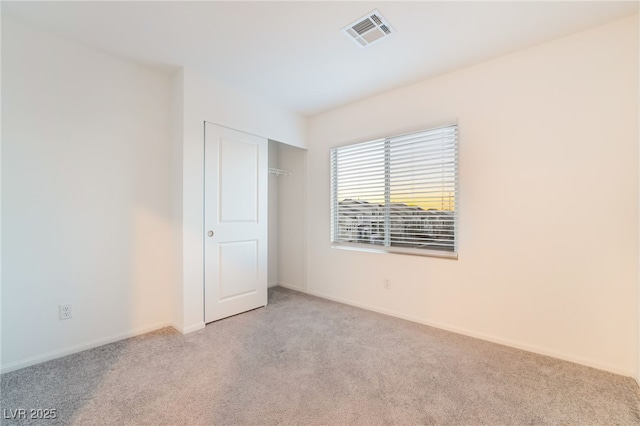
[342,9,396,48]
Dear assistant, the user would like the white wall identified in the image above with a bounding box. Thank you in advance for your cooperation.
[170,69,184,335]
[177,67,307,332]
[268,141,280,287]
[307,15,639,376]
[1,19,174,372]
[278,144,307,291]
[1,5,4,372]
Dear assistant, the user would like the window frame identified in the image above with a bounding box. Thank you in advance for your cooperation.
[330,124,458,259]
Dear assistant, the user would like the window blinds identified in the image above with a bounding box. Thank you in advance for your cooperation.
[331,125,458,254]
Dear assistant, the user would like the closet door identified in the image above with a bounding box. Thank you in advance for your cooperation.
[204,122,268,323]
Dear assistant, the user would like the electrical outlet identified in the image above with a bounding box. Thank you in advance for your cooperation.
[383,277,391,289]
[59,304,72,320]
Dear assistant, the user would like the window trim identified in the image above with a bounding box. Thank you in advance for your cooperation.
[330,123,459,259]
[330,241,459,259]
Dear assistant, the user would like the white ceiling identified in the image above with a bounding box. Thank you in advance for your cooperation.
[3,1,638,116]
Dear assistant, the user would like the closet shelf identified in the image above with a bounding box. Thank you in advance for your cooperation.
[268,168,292,177]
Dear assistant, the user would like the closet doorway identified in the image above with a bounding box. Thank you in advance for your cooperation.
[268,141,307,293]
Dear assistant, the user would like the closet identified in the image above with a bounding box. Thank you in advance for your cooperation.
[268,140,307,292]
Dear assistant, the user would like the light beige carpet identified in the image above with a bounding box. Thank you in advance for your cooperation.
[2,286,639,425]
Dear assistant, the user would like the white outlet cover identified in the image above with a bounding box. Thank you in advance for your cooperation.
[59,304,73,320]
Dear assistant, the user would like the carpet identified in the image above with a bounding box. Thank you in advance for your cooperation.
[2,286,639,425]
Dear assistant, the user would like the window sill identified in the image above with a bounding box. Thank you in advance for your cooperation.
[330,242,458,260]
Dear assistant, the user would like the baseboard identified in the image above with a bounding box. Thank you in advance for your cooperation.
[276,282,306,292]
[1,321,171,374]
[173,321,205,334]
[299,288,634,378]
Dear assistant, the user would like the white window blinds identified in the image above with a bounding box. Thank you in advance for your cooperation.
[331,125,458,255]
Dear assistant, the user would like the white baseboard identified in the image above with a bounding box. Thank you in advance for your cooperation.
[1,321,171,374]
[298,288,634,378]
[276,282,306,292]
[173,321,205,334]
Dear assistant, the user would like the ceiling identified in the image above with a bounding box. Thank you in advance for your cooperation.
[3,1,638,116]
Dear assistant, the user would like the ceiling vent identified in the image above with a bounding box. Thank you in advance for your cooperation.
[342,9,395,48]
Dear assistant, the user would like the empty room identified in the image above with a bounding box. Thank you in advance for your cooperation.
[2,1,639,424]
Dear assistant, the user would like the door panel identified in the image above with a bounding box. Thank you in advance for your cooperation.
[219,240,258,300]
[219,138,258,223]
[204,123,267,323]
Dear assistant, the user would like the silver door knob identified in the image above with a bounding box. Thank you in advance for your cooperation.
[207,230,214,237]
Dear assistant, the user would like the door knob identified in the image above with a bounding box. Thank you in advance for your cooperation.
[207,230,214,237]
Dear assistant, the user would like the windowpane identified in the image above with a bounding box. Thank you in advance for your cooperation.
[331,125,458,255]
[332,139,386,245]
[388,127,456,252]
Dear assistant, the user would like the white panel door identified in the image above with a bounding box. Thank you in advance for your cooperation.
[204,123,268,323]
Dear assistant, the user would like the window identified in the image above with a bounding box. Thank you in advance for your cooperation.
[330,124,458,257]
